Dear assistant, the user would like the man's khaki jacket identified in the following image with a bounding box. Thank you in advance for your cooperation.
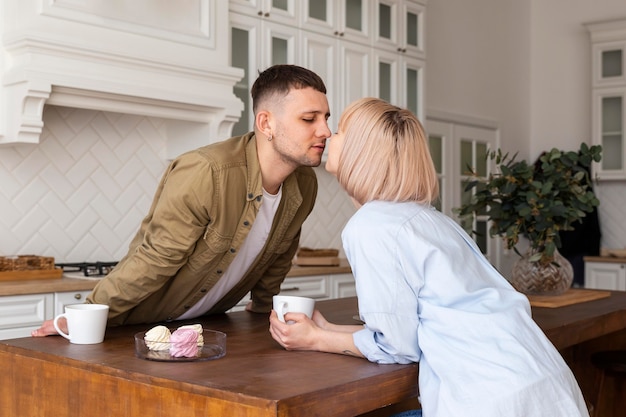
[87,133,318,326]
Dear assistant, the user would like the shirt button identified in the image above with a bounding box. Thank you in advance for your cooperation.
[256,196,262,202]
[200,288,207,293]
[243,220,250,226]
[184,305,191,309]
[248,193,254,199]
[217,269,223,274]
[230,248,236,253]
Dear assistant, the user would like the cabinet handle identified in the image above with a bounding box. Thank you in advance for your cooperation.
[74,293,82,300]
[265,12,270,17]
[258,11,263,16]
[281,287,300,292]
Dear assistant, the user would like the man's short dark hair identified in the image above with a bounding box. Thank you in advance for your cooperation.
[251,65,327,113]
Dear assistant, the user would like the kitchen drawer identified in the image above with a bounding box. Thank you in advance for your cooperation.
[585,261,626,291]
[54,290,92,315]
[330,273,356,299]
[279,276,330,299]
[0,293,54,339]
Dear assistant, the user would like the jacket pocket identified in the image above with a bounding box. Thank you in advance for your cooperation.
[185,227,231,273]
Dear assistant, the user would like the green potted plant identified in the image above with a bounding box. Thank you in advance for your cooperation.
[456,142,602,295]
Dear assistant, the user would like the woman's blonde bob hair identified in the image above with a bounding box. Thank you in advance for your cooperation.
[335,97,439,205]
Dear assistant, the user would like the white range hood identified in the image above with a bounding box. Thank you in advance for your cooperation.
[0,0,243,158]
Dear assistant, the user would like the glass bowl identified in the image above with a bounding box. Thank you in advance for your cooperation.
[134,329,226,362]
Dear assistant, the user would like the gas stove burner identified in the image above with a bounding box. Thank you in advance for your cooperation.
[56,261,118,277]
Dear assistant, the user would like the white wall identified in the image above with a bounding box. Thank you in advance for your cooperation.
[426,0,531,156]
[529,0,626,157]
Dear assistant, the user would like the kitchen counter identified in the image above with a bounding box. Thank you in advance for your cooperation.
[584,256,626,264]
[0,277,97,296]
[0,297,417,417]
[0,259,352,296]
[3,291,626,416]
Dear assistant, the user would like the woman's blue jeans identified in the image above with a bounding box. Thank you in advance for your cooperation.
[390,410,422,417]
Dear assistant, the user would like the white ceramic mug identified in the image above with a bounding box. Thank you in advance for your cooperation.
[53,304,109,344]
[273,295,315,323]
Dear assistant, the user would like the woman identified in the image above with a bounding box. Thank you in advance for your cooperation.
[269,98,589,417]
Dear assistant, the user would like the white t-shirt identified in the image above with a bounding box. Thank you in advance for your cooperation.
[177,187,282,320]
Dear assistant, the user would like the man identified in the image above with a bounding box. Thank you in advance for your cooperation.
[33,64,330,335]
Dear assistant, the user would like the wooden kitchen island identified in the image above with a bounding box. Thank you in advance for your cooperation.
[2,291,626,416]
[0,297,417,417]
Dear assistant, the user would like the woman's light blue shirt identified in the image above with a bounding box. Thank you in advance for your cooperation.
[346,201,588,417]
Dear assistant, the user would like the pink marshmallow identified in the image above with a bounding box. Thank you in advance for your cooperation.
[169,328,200,358]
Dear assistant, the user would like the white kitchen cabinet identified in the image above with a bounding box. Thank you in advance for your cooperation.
[0,290,92,340]
[301,29,372,132]
[375,0,425,58]
[585,261,626,291]
[54,291,93,316]
[373,48,424,120]
[230,0,425,135]
[330,273,358,298]
[1,0,243,157]
[229,0,299,27]
[230,12,299,135]
[586,19,626,180]
[373,0,425,119]
[0,293,53,340]
[301,0,372,46]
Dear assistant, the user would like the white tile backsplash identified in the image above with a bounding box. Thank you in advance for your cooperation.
[0,106,354,261]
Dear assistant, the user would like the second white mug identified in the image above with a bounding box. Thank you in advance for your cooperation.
[273,295,315,323]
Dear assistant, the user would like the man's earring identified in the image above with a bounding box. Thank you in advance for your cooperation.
[267,134,273,142]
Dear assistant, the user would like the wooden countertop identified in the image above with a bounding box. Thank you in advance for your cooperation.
[3,290,626,416]
[583,256,626,264]
[0,277,98,296]
[0,259,352,296]
[532,290,626,350]
[287,258,352,277]
[0,297,416,417]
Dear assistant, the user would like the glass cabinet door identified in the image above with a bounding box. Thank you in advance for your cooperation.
[456,126,496,260]
[374,1,424,56]
[301,0,370,44]
[401,1,424,56]
[586,20,626,179]
[599,93,625,174]
[602,49,622,78]
[230,14,297,135]
[402,57,423,119]
[428,133,444,212]
[230,0,298,26]
[593,43,626,86]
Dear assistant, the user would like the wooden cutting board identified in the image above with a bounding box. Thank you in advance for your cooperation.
[528,288,611,308]
[0,268,63,282]
[293,256,340,266]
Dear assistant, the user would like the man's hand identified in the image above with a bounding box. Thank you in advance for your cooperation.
[31,318,65,337]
